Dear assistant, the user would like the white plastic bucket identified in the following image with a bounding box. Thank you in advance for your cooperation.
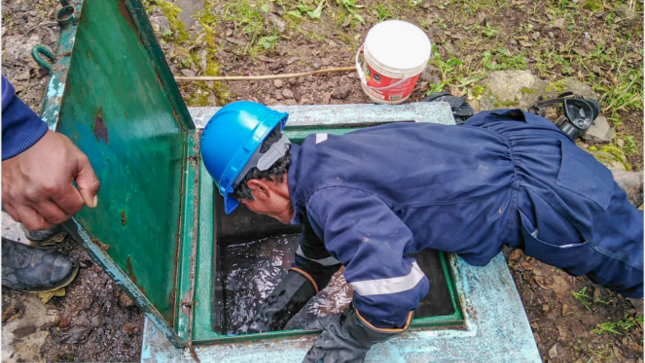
[356,20,432,104]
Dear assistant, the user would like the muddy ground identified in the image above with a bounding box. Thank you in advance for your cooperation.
[2,0,644,361]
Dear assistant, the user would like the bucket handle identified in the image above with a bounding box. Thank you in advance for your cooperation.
[355,44,410,91]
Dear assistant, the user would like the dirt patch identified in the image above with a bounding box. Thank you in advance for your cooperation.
[507,248,643,363]
[37,236,144,362]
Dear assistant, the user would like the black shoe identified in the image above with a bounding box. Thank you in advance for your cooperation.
[1,237,78,292]
[21,224,68,247]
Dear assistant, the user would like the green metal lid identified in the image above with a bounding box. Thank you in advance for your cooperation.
[38,0,194,347]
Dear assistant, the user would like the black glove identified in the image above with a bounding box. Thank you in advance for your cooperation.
[302,305,412,363]
[245,269,317,334]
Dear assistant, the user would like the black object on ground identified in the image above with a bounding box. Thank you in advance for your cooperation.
[422,92,476,125]
[528,92,601,139]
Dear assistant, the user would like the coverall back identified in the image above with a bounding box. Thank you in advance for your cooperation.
[287,110,643,328]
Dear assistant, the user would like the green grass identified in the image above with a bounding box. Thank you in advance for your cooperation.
[572,287,610,311]
[622,135,639,155]
[587,343,615,362]
[592,314,643,335]
[374,4,393,22]
[222,0,268,54]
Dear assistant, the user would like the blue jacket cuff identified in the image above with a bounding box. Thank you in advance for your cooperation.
[2,76,48,160]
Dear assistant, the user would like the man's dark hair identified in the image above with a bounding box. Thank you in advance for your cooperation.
[232,127,292,201]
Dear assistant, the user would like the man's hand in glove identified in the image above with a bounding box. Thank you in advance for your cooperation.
[302,305,413,363]
[244,268,318,334]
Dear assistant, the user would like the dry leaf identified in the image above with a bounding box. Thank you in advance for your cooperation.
[509,249,523,262]
[534,276,550,290]
[38,288,66,304]
[257,55,276,63]
[58,312,72,329]
[573,48,588,57]
[225,37,246,46]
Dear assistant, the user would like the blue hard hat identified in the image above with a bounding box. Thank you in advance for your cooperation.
[200,101,289,214]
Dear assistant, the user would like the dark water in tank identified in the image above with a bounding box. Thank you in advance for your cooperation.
[216,232,455,335]
[219,233,353,335]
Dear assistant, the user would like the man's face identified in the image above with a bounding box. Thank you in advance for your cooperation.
[241,198,292,224]
[239,178,294,224]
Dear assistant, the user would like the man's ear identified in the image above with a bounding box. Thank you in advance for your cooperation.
[246,179,270,199]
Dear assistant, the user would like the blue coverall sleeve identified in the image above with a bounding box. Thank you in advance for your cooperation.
[1,75,48,160]
[305,186,430,328]
[292,218,342,292]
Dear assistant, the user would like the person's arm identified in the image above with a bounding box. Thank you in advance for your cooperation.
[245,219,341,334]
[302,186,429,362]
[1,75,100,230]
[292,216,343,290]
[2,75,48,160]
[307,186,428,327]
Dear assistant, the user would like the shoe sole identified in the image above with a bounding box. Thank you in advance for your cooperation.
[28,232,67,248]
[20,265,79,293]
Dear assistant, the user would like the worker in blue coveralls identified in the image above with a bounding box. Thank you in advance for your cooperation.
[200,101,643,363]
[1,75,100,292]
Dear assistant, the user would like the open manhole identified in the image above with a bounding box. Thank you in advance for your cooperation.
[212,193,462,335]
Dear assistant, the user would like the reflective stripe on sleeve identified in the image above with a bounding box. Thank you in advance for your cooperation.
[296,245,341,266]
[350,262,426,296]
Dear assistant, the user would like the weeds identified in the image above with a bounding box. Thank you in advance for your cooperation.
[588,344,615,362]
[592,314,643,335]
[335,0,365,25]
[146,0,189,43]
[481,24,500,39]
[374,4,393,22]
[572,287,609,311]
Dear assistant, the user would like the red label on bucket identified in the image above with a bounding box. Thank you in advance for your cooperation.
[363,62,420,102]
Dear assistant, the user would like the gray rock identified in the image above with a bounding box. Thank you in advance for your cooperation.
[419,66,441,84]
[611,169,643,206]
[150,15,171,36]
[266,13,287,33]
[477,71,549,110]
[582,116,612,144]
[282,89,294,99]
[332,85,352,100]
[3,34,41,61]
[197,49,209,71]
[180,69,196,77]
[549,344,558,359]
[476,71,600,112]
[288,78,298,86]
[274,79,283,88]
[443,42,456,55]
[173,0,203,29]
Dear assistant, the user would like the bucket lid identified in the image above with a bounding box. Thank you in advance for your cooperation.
[364,20,431,75]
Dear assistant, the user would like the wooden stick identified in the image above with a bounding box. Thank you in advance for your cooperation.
[174,66,356,82]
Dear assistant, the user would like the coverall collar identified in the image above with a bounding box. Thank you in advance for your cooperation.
[287,143,302,225]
